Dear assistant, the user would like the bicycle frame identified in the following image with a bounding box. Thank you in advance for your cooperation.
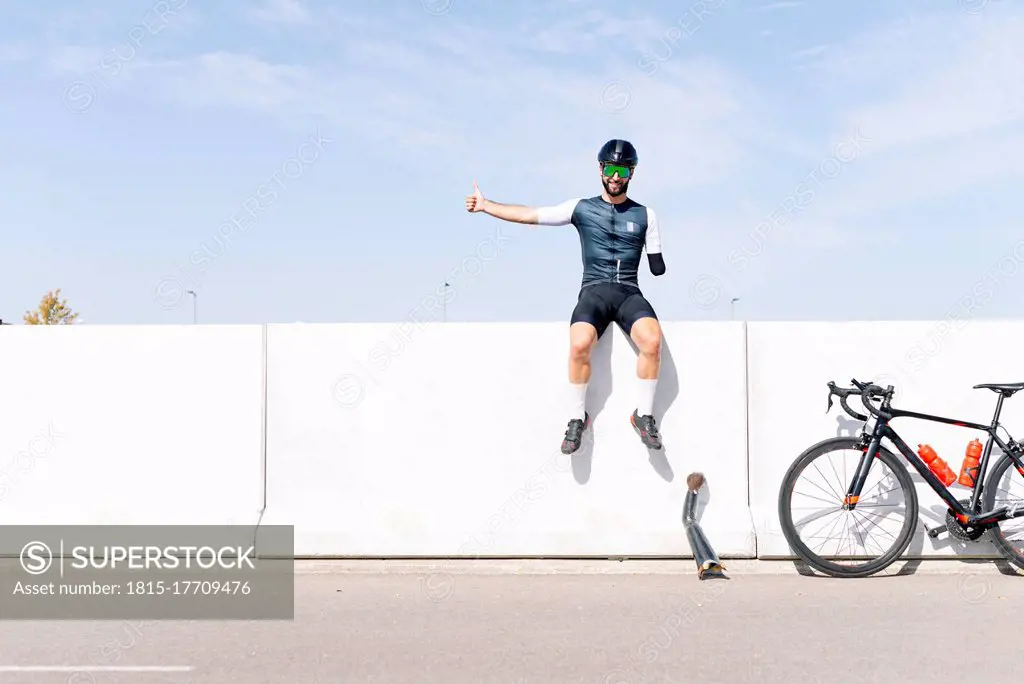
[846,390,1024,528]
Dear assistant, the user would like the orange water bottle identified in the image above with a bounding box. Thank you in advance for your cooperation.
[918,444,958,486]
[958,439,983,487]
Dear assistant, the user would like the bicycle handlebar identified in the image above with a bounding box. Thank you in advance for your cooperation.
[826,378,893,422]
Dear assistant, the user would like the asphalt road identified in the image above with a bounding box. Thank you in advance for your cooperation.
[1,562,1021,683]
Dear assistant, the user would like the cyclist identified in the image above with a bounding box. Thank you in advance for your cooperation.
[464,139,666,454]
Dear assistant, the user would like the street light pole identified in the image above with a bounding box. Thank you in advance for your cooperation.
[730,297,740,320]
[442,281,449,323]
[186,290,197,324]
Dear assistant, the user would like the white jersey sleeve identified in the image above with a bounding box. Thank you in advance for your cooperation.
[645,207,662,254]
[535,198,580,226]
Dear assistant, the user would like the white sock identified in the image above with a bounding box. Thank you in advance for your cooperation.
[636,377,657,417]
[569,382,587,421]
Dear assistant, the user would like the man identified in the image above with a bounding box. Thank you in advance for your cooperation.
[464,139,666,455]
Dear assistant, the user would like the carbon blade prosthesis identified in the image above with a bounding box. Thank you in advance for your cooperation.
[684,472,727,579]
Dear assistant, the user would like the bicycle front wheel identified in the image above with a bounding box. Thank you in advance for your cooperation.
[777,437,918,577]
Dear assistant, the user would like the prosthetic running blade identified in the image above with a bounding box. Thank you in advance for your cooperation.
[684,472,727,579]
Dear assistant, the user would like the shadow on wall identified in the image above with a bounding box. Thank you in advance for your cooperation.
[835,414,862,437]
[571,324,681,485]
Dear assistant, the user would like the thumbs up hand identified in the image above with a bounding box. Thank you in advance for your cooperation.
[465,181,486,212]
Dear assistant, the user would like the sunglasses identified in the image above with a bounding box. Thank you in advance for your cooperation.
[602,163,632,179]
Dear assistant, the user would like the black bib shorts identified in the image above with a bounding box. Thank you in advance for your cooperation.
[570,282,658,337]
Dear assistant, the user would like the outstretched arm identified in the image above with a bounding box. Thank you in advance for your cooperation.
[480,199,541,224]
[466,181,577,225]
[645,207,665,275]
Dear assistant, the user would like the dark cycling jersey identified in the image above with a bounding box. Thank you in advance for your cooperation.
[535,196,662,289]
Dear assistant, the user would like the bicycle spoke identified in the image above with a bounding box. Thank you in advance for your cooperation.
[811,461,843,501]
[836,515,858,556]
[844,514,870,556]
[812,512,849,556]
[826,454,846,501]
[857,477,896,504]
[851,507,898,542]
[795,450,861,506]
[792,489,842,507]
[789,506,843,530]
[839,514,864,557]
[855,516,890,557]
[830,507,899,561]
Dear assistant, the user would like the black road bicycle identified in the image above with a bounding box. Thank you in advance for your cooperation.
[777,377,1024,577]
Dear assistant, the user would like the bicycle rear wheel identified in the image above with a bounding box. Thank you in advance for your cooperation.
[777,436,918,577]
[981,451,1024,572]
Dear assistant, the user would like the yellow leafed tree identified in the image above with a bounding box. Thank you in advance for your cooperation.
[24,289,80,325]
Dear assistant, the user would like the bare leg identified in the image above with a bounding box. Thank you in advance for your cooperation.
[630,316,662,380]
[568,322,598,384]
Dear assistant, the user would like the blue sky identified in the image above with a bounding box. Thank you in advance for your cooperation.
[2,0,1023,324]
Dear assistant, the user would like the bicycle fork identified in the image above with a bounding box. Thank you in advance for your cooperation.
[842,433,880,510]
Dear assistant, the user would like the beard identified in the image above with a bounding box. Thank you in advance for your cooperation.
[602,176,630,197]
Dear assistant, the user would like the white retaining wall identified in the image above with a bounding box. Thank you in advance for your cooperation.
[0,325,265,554]
[261,322,752,556]
[2,320,1021,560]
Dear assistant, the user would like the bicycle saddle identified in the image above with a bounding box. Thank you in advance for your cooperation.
[973,382,1024,395]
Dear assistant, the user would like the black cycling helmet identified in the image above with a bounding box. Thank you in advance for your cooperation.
[597,139,638,166]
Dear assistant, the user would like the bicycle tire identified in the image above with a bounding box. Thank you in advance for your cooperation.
[777,436,919,578]
[981,451,1024,572]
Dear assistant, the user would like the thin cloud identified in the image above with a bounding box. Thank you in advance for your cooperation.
[250,0,311,24]
[131,7,769,197]
[792,44,829,59]
[0,43,31,63]
[834,11,1024,154]
[749,6,1024,274]
[757,1,803,10]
